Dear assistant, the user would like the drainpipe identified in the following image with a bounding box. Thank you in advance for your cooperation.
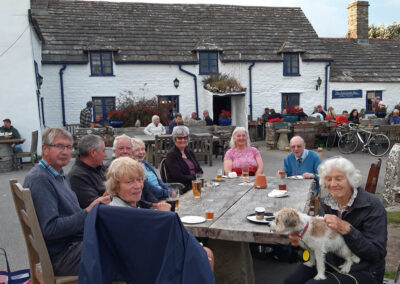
[59,64,67,126]
[248,61,255,120]
[324,61,332,111]
[179,65,198,116]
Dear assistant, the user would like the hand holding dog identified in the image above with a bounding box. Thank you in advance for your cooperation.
[288,233,300,246]
[324,214,351,235]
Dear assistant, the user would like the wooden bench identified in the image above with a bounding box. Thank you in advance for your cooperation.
[189,134,213,166]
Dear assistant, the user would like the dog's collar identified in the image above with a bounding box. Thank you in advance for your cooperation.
[296,222,309,240]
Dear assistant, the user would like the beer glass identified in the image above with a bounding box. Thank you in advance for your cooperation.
[192,180,201,198]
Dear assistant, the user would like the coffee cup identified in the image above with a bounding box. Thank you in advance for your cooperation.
[255,207,265,220]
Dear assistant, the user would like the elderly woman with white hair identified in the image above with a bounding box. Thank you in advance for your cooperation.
[144,115,166,136]
[164,126,203,193]
[285,156,387,284]
[223,126,264,175]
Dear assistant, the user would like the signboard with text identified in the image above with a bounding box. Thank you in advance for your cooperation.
[332,90,362,99]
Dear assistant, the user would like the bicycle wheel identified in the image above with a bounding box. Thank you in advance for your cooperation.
[338,132,358,154]
[325,131,337,151]
[368,134,391,157]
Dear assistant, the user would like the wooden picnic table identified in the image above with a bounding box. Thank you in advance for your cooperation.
[178,176,314,244]
[0,138,25,144]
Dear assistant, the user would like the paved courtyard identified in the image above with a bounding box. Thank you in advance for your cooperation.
[0,144,393,282]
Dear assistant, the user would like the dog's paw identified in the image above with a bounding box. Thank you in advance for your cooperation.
[314,274,326,280]
[352,255,360,263]
[339,263,351,273]
[304,261,314,268]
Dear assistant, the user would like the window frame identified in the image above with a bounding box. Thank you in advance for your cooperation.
[90,51,114,76]
[199,51,219,75]
[158,95,180,117]
[92,97,116,123]
[281,93,300,110]
[283,53,300,76]
[366,90,383,113]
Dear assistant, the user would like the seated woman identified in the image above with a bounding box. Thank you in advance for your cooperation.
[106,156,171,211]
[106,156,214,270]
[348,109,360,124]
[164,126,203,193]
[132,138,171,199]
[285,156,387,284]
[325,106,336,121]
[144,115,166,136]
[223,127,264,175]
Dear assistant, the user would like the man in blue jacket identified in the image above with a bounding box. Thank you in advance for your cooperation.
[282,136,321,194]
[23,127,110,276]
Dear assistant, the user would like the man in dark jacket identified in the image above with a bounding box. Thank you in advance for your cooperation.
[203,110,214,126]
[69,134,107,208]
[0,118,23,153]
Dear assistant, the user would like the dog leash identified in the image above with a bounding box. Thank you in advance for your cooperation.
[325,261,358,284]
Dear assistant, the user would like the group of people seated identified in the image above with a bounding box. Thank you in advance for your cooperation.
[262,104,400,125]
[143,110,215,136]
[22,124,387,283]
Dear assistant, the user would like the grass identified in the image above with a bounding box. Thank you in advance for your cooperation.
[384,270,396,279]
[387,211,400,224]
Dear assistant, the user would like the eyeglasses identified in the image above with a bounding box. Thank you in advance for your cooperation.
[176,136,188,140]
[46,144,73,151]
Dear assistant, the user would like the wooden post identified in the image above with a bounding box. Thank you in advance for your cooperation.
[317,147,323,160]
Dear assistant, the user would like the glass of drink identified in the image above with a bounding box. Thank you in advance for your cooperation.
[192,180,201,198]
[242,166,249,181]
[278,171,287,190]
[168,188,180,211]
[216,169,223,181]
[204,199,214,220]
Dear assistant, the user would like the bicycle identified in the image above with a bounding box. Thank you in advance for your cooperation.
[338,123,390,157]
[325,123,349,150]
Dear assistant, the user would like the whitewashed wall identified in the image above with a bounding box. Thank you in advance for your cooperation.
[328,82,400,114]
[0,0,42,152]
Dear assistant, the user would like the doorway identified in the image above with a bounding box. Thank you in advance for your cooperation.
[213,96,231,125]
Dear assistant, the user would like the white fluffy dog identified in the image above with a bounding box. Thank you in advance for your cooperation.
[269,208,360,280]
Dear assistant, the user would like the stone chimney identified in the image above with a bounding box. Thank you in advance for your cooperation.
[346,1,369,43]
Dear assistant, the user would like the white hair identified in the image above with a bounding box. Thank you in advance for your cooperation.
[318,156,362,190]
[152,115,160,123]
[171,125,190,141]
[229,127,251,148]
[393,109,399,114]
[112,134,134,151]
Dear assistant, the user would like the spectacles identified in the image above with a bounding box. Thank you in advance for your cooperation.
[46,144,73,151]
[176,136,188,140]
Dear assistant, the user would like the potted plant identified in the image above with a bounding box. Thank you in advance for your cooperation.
[218,109,232,126]
[283,106,300,122]
[203,73,246,93]
[375,102,387,118]
[107,110,128,127]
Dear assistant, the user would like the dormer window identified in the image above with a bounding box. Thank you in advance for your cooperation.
[283,53,299,76]
[199,51,218,75]
[90,51,113,76]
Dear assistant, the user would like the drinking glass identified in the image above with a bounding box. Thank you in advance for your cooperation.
[204,199,215,220]
[242,166,249,181]
[168,188,180,211]
[192,180,201,198]
[216,169,223,181]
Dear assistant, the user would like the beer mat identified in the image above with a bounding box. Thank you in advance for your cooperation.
[247,213,275,224]
[180,216,206,224]
[268,189,288,198]
[287,175,304,180]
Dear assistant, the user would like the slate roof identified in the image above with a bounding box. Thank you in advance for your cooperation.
[31,0,331,63]
[321,38,400,82]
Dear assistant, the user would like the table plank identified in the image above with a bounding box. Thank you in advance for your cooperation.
[209,177,313,244]
[0,138,25,144]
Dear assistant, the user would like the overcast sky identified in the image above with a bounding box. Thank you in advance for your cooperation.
[97,0,400,37]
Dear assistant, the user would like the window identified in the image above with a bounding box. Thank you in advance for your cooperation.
[90,51,113,76]
[158,96,179,119]
[283,53,299,76]
[282,93,300,110]
[93,97,115,123]
[199,52,218,75]
[366,91,382,113]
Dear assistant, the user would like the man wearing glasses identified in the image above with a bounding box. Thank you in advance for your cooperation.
[23,127,110,276]
[281,136,321,195]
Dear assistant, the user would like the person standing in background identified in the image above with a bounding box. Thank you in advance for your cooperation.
[80,101,93,128]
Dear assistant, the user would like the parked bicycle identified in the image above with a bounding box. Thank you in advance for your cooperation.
[338,123,390,157]
[325,123,349,150]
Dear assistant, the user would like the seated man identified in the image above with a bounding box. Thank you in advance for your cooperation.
[203,110,214,126]
[23,127,110,275]
[168,113,183,134]
[69,134,107,208]
[262,108,270,122]
[281,136,321,195]
[0,118,23,154]
[389,109,400,125]
[335,110,349,125]
[105,134,160,204]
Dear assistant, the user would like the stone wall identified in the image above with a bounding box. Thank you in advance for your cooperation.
[383,143,400,206]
